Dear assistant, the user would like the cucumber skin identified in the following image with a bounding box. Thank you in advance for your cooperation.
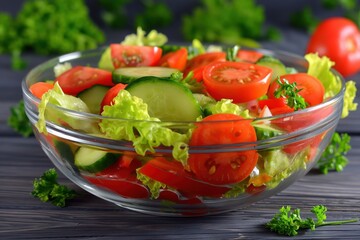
[112,67,178,85]
[77,85,110,114]
[125,76,202,122]
[54,139,75,162]
[75,148,120,173]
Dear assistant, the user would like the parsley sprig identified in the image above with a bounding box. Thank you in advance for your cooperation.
[274,78,308,110]
[7,100,33,137]
[317,132,351,174]
[32,168,76,207]
[266,205,358,236]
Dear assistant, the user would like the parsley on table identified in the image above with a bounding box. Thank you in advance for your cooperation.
[266,205,358,236]
[273,78,307,111]
[7,100,33,137]
[32,168,76,207]
[317,132,351,174]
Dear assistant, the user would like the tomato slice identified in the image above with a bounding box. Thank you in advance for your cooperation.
[268,73,325,107]
[100,83,126,113]
[138,157,231,198]
[237,49,263,63]
[85,158,149,199]
[184,52,226,81]
[188,114,258,185]
[29,82,54,99]
[258,98,294,115]
[158,48,188,71]
[56,66,113,96]
[203,61,272,103]
[110,44,162,68]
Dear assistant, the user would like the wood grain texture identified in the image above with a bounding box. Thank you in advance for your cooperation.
[1,28,360,239]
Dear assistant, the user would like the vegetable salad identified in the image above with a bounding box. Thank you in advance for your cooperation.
[31,29,357,204]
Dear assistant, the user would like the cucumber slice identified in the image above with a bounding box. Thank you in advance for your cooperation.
[256,56,287,82]
[77,85,110,114]
[126,77,202,122]
[54,139,76,162]
[113,67,178,84]
[252,122,283,141]
[98,47,114,71]
[74,146,120,173]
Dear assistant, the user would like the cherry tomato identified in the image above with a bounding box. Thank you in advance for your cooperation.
[237,49,263,63]
[110,44,162,68]
[85,158,149,199]
[268,73,325,107]
[258,98,294,115]
[158,48,188,71]
[29,82,54,99]
[56,66,113,96]
[138,157,231,198]
[203,61,272,103]
[306,17,360,77]
[188,114,258,185]
[184,52,226,81]
[100,83,126,113]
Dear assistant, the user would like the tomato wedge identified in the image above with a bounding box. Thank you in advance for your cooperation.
[138,157,231,198]
[110,44,162,68]
[56,66,113,96]
[100,83,126,112]
[29,82,54,99]
[268,73,325,107]
[237,49,263,63]
[258,98,294,115]
[203,61,272,103]
[85,158,149,199]
[188,114,258,185]
[184,52,226,82]
[158,48,188,71]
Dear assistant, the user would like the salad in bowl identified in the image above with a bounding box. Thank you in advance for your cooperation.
[22,29,356,216]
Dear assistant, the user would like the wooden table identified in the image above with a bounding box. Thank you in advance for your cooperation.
[1,29,360,239]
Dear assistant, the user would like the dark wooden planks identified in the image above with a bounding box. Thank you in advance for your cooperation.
[0,136,360,239]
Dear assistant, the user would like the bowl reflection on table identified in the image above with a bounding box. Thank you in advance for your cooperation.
[22,47,344,216]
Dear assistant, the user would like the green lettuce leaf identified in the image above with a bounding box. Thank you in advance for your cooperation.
[121,27,168,46]
[36,82,98,134]
[99,90,190,164]
[305,53,357,118]
[203,99,252,118]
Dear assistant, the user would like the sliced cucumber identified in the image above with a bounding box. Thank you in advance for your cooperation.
[113,67,179,84]
[256,56,287,82]
[77,85,110,114]
[252,122,283,141]
[74,146,120,173]
[98,47,114,71]
[54,139,76,162]
[125,76,202,122]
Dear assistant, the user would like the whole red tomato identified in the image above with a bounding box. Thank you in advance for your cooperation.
[306,17,360,77]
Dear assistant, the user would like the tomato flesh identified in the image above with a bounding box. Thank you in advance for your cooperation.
[237,49,263,63]
[203,61,272,103]
[110,44,162,68]
[100,83,126,113]
[184,52,226,81]
[56,66,113,96]
[139,157,231,198]
[268,73,325,107]
[188,114,258,185]
[159,48,188,71]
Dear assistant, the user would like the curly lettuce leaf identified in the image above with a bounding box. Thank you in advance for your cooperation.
[121,27,168,46]
[99,90,189,164]
[203,99,252,118]
[305,53,357,118]
[343,81,358,118]
[36,82,97,134]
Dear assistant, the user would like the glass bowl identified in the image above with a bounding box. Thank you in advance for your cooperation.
[22,47,345,216]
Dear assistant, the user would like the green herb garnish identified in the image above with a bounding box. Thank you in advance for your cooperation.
[317,132,351,174]
[7,100,33,137]
[273,78,307,110]
[32,168,76,207]
[266,205,358,236]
